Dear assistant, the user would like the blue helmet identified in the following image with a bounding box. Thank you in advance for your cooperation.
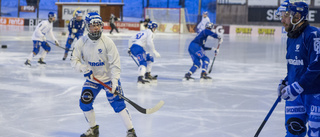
[48,12,56,19]
[275,0,290,18]
[75,10,83,17]
[147,21,158,29]
[288,1,309,21]
[205,22,213,29]
[48,12,56,23]
[85,12,104,40]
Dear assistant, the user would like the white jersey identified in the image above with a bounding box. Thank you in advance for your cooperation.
[71,34,121,83]
[32,20,57,42]
[128,29,156,53]
[197,17,210,33]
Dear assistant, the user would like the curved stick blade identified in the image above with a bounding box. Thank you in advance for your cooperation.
[146,100,165,114]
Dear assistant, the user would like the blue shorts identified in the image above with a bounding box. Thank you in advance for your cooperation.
[32,40,51,54]
[130,44,154,67]
[285,94,320,137]
[79,79,126,113]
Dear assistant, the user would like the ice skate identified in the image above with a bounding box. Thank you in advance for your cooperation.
[145,72,157,81]
[200,72,212,80]
[183,72,194,81]
[80,125,99,137]
[37,58,46,65]
[24,59,31,67]
[126,128,137,137]
[62,53,68,61]
[137,76,150,84]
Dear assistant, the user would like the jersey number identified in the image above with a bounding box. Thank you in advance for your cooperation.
[314,38,320,54]
[136,33,144,39]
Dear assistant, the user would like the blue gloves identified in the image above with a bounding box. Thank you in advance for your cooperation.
[84,69,93,80]
[280,82,304,101]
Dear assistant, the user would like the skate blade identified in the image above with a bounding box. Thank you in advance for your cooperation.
[37,64,47,68]
[148,79,157,83]
[182,78,195,81]
[137,81,151,84]
[200,78,213,82]
[137,82,151,88]
[24,64,31,68]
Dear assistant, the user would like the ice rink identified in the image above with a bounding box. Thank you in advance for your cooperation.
[0,25,288,137]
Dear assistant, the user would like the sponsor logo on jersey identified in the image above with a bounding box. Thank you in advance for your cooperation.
[310,130,320,137]
[311,105,320,113]
[98,49,102,54]
[287,58,304,66]
[84,82,98,89]
[295,44,300,52]
[88,60,105,66]
[286,106,306,114]
[314,94,320,100]
[314,38,320,54]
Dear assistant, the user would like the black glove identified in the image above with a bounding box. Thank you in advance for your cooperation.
[128,49,132,55]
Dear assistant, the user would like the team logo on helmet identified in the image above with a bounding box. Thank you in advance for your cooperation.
[75,11,83,17]
[148,21,158,29]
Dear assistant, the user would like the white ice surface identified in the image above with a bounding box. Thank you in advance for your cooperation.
[0,26,288,137]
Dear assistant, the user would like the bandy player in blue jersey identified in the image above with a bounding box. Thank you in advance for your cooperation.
[276,1,320,136]
[62,10,85,60]
[184,22,223,80]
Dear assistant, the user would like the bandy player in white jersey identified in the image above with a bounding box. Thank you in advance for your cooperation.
[71,12,137,137]
[196,11,210,34]
[24,12,60,66]
[128,21,161,84]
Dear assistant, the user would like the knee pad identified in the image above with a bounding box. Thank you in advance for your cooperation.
[80,89,95,111]
[66,38,73,48]
[42,42,51,52]
[68,39,74,45]
[146,53,154,62]
[286,117,306,135]
[33,47,40,55]
[137,54,147,67]
[32,41,41,54]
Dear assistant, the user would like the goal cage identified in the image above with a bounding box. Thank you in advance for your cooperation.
[144,8,189,34]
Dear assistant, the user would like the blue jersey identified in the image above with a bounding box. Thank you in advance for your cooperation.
[68,18,85,37]
[285,24,320,94]
[192,29,219,49]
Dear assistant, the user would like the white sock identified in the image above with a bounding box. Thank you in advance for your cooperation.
[138,65,146,76]
[40,51,48,60]
[83,109,96,128]
[146,61,153,72]
[119,108,134,130]
[27,52,35,61]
